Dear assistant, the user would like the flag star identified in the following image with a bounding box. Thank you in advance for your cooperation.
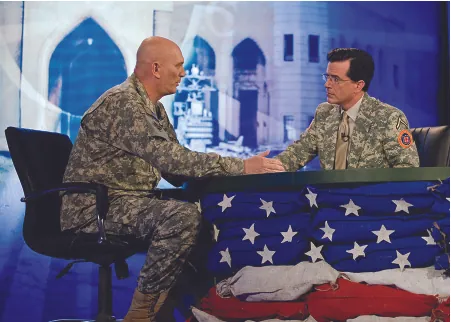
[217,194,235,212]
[219,248,231,267]
[422,229,436,245]
[257,244,276,264]
[242,223,260,244]
[305,188,318,208]
[346,242,368,260]
[194,200,201,213]
[372,225,395,244]
[320,221,335,241]
[392,199,413,214]
[281,225,298,243]
[340,199,361,216]
[259,198,276,217]
[392,250,411,271]
[305,242,324,263]
[213,224,220,242]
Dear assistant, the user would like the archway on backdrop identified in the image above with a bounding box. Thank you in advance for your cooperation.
[48,17,127,141]
[232,38,266,149]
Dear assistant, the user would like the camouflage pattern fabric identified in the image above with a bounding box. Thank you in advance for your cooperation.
[60,73,243,293]
[80,195,201,294]
[61,73,243,231]
[275,93,420,170]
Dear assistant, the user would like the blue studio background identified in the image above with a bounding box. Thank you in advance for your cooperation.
[0,1,449,321]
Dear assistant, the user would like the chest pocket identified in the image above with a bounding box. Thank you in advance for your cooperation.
[145,113,170,141]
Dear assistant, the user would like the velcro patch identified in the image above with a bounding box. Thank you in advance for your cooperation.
[396,117,409,130]
[397,129,413,148]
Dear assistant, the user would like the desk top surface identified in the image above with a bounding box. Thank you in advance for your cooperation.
[184,167,450,194]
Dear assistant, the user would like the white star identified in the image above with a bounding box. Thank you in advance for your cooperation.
[219,248,231,267]
[194,200,201,213]
[392,199,413,214]
[280,225,298,243]
[340,199,361,216]
[305,242,324,263]
[372,225,395,244]
[305,188,318,208]
[392,250,411,271]
[320,221,335,241]
[257,244,276,264]
[259,198,276,217]
[346,242,368,260]
[242,223,260,244]
[217,194,235,212]
[421,229,436,245]
[213,224,220,242]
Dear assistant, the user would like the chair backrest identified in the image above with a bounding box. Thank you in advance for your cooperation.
[5,127,73,245]
[410,125,450,167]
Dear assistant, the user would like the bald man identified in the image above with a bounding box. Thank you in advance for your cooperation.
[60,36,284,321]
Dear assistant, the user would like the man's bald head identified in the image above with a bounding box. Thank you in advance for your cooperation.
[136,36,179,70]
[134,36,186,102]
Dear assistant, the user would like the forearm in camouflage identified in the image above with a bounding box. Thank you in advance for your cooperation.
[274,120,318,172]
[145,138,244,177]
[85,97,244,178]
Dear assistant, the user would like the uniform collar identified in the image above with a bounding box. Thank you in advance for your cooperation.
[341,93,364,122]
[130,73,159,116]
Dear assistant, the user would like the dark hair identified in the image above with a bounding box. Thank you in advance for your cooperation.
[327,48,374,92]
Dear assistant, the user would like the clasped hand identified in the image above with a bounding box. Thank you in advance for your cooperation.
[243,150,286,174]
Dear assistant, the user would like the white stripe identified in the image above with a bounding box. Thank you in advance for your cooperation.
[344,266,449,297]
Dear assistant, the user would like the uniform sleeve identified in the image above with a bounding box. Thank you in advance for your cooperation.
[274,111,319,172]
[83,95,244,178]
[383,110,420,168]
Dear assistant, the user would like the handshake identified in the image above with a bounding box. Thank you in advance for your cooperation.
[243,150,286,174]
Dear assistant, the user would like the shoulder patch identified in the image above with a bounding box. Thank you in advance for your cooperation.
[397,129,413,148]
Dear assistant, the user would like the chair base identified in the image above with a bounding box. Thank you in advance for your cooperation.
[50,265,120,322]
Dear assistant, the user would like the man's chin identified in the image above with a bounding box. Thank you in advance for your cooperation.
[326,96,336,104]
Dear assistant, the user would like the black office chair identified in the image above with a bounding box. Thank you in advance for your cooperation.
[411,125,450,167]
[4,126,149,322]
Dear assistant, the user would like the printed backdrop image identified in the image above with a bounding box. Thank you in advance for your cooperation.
[0,1,449,321]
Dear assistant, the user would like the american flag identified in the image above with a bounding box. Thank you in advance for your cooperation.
[189,178,450,321]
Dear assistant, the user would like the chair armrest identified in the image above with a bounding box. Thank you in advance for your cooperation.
[21,182,109,244]
[157,188,186,201]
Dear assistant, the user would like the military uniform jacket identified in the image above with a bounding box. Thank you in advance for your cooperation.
[61,74,244,231]
[275,93,420,171]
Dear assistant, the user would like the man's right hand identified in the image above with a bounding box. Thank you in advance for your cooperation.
[243,150,286,174]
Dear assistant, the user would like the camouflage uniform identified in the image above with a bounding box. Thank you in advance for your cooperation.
[60,74,244,294]
[275,93,420,170]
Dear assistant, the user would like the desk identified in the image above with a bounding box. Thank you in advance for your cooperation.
[184,167,450,196]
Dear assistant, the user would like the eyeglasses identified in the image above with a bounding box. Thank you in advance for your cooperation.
[322,73,353,85]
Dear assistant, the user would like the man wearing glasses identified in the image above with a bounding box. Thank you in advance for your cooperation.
[275,48,419,170]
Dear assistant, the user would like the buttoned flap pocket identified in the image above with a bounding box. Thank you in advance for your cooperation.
[144,114,170,141]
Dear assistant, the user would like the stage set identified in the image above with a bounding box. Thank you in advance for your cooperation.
[0,1,449,322]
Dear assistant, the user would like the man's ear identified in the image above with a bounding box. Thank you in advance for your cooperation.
[152,62,161,79]
[355,80,365,92]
